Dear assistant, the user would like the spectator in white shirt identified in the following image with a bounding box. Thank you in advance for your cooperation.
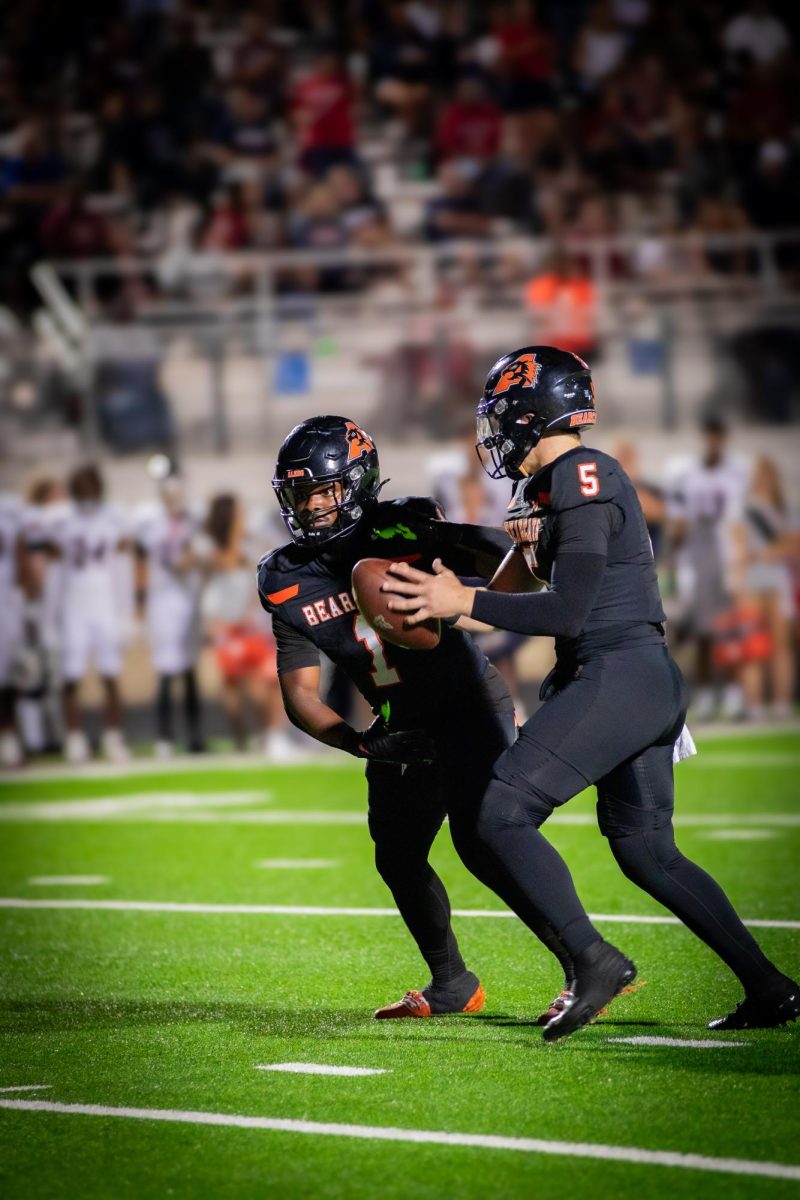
[722,1,791,66]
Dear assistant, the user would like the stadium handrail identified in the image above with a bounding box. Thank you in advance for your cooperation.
[39,228,800,284]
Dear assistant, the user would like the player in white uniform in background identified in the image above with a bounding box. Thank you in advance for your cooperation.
[665,417,751,720]
[17,477,70,758]
[0,493,26,766]
[48,465,132,763]
[134,476,204,757]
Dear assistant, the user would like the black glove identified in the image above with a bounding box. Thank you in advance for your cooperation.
[413,514,511,564]
[348,718,435,765]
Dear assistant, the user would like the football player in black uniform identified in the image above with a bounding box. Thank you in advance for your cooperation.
[257,415,577,1019]
[385,346,799,1041]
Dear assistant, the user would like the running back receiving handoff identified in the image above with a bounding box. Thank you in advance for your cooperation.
[258,415,582,1023]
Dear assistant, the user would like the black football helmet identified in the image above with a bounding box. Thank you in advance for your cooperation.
[272,415,382,546]
[476,346,596,479]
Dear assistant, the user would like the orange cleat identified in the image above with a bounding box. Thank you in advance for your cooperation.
[374,982,486,1020]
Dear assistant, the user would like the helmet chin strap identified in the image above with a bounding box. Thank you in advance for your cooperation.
[503,416,546,477]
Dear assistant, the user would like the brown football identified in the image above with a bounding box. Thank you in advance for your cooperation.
[352,558,441,651]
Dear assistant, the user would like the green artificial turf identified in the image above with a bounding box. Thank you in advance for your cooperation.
[0,731,798,1199]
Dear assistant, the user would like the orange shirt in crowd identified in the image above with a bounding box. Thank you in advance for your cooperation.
[524,272,597,354]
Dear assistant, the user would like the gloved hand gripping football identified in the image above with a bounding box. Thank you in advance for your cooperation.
[350,717,435,765]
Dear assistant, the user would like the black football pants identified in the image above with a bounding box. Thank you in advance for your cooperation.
[475,644,778,990]
[366,689,577,988]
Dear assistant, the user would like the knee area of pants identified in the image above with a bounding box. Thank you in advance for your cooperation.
[606,835,645,881]
[449,826,489,876]
[608,828,682,874]
[487,767,556,825]
[372,840,429,881]
[476,783,539,842]
[597,794,675,842]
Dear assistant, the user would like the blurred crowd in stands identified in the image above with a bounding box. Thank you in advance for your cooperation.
[1,416,798,768]
[0,0,797,765]
[0,0,797,314]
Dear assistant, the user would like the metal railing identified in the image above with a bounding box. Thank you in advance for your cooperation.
[18,230,800,456]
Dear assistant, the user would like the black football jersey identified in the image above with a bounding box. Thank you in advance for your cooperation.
[513,446,665,650]
[257,497,509,729]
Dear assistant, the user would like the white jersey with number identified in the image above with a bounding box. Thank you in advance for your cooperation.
[22,501,70,655]
[665,454,751,628]
[134,503,202,674]
[49,502,130,680]
[0,494,25,682]
[51,502,129,608]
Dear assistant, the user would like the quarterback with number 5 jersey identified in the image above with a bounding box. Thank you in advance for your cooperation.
[257,415,580,1020]
[385,345,799,1041]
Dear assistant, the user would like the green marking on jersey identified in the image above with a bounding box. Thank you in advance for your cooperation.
[380,700,391,723]
[371,523,417,541]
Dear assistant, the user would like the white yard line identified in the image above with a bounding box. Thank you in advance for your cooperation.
[254,860,339,869]
[147,811,362,825]
[0,1085,51,1093]
[0,792,270,820]
[28,876,109,886]
[0,807,360,826]
[567,912,797,929]
[145,811,800,828]
[608,1037,745,1049]
[0,897,796,930]
[0,752,344,782]
[255,1064,387,1076]
[2,806,797,828]
[615,813,800,827]
[0,1098,797,1181]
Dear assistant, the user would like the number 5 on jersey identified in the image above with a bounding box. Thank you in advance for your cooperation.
[578,461,599,497]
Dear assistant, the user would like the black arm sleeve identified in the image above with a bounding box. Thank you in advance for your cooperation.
[426,519,511,577]
[272,615,320,674]
[469,505,618,638]
[471,553,606,637]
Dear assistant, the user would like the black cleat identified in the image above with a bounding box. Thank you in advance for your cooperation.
[535,987,575,1026]
[543,940,636,1043]
[708,975,800,1031]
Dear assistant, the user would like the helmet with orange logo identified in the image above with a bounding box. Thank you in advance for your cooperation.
[272,415,381,546]
[476,346,596,480]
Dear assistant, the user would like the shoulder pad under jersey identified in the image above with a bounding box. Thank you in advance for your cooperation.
[373,495,444,523]
[256,544,304,609]
[528,448,623,512]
